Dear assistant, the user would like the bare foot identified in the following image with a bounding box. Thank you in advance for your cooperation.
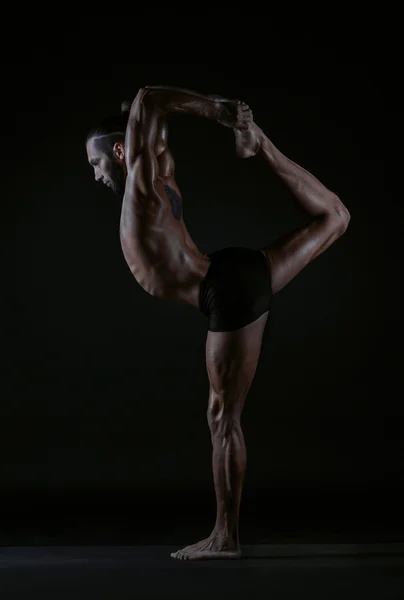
[234,121,264,159]
[170,533,241,561]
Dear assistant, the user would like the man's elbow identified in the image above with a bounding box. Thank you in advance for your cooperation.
[141,87,169,117]
[137,87,161,110]
[127,88,162,123]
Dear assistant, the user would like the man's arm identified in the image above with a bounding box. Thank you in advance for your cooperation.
[124,89,161,190]
[140,85,252,129]
[145,85,233,104]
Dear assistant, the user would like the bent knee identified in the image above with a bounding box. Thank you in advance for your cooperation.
[338,205,351,233]
[327,196,351,232]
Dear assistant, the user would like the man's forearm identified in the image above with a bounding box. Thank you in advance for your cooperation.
[142,85,231,120]
[145,85,232,103]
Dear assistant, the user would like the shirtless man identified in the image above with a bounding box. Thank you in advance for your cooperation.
[86,86,351,560]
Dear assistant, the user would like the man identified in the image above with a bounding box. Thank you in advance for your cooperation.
[86,86,350,560]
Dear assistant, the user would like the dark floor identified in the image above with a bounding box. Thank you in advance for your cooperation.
[0,544,404,599]
[1,486,404,597]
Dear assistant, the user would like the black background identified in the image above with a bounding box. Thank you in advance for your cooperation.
[3,19,403,545]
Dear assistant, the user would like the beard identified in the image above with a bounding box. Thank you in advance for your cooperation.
[108,160,126,197]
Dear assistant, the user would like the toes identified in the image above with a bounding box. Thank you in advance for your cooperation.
[171,549,190,560]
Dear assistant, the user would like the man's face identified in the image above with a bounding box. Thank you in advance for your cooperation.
[86,137,126,197]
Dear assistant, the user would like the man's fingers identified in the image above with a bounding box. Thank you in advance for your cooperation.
[237,106,251,113]
[238,110,253,121]
[235,101,253,127]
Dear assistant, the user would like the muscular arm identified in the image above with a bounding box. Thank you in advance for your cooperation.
[145,85,233,104]
[122,88,162,209]
[141,85,251,129]
[120,89,203,268]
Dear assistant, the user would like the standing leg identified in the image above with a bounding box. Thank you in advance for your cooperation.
[234,121,351,294]
[170,311,268,560]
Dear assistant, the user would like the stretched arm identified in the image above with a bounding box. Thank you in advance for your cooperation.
[142,85,252,129]
[124,89,161,192]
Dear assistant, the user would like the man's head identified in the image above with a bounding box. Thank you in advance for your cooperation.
[86,109,129,197]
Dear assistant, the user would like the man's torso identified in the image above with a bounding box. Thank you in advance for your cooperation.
[119,172,209,307]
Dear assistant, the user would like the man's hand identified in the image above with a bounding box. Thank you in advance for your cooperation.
[216,100,253,130]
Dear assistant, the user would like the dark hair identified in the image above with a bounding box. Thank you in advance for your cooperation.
[85,100,132,150]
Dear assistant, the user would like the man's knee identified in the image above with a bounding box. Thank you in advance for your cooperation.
[338,204,351,233]
[207,390,240,435]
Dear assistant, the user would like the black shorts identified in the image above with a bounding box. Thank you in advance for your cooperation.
[198,247,273,332]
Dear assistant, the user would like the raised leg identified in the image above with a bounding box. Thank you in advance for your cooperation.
[170,311,269,560]
[235,122,351,294]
